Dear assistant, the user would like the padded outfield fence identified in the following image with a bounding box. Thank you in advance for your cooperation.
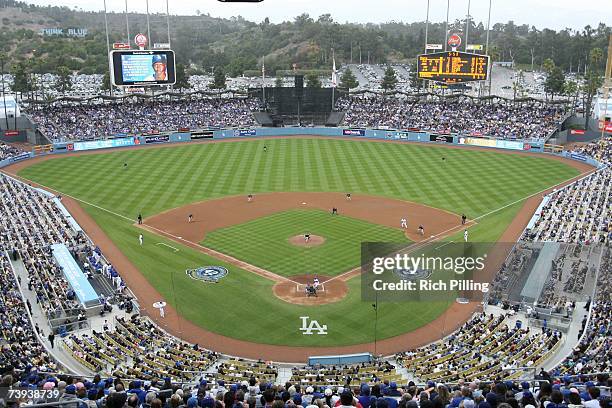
[0,125,603,170]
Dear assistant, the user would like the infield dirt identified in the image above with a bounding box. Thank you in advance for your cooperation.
[1,137,595,362]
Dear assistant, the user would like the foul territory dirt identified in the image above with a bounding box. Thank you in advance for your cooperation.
[1,136,595,363]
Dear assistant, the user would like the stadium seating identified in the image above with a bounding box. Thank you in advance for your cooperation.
[0,141,24,161]
[336,96,566,140]
[0,136,610,408]
[26,98,262,142]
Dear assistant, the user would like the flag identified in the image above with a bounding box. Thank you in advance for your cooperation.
[331,53,337,88]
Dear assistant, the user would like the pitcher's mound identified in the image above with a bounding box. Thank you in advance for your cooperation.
[288,234,325,247]
[273,274,348,305]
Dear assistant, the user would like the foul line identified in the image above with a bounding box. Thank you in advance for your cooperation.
[137,223,303,286]
[321,168,596,286]
[5,164,594,289]
[156,242,179,252]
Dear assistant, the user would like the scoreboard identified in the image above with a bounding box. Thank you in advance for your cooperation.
[417,51,489,84]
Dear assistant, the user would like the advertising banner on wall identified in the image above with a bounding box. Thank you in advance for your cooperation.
[343,129,367,136]
[496,140,524,150]
[233,129,257,137]
[73,137,136,151]
[458,137,497,148]
[430,134,454,143]
[191,130,214,140]
[144,135,170,144]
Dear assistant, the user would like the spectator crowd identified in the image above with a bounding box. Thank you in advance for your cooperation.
[0,141,24,162]
[336,97,566,140]
[0,121,610,408]
[26,98,262,142]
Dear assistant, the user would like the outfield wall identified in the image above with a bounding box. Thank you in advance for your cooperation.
[2,127,603,172]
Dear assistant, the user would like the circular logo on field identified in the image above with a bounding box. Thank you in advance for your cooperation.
[186,266,228,283]
[394,267,432,280]
[448,33,462,48]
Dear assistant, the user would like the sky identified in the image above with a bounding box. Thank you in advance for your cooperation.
[28,0,611,31]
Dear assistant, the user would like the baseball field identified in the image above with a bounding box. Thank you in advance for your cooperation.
[13,137,586,357]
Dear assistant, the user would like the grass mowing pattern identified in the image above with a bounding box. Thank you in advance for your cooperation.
[204,209,409,277]
[17,139,581,346]
[20,139,578,220]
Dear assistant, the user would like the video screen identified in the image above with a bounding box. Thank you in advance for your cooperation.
[111,50,176,86]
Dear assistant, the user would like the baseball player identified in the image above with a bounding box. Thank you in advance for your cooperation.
[331,207,338,215]
[304,233,310,243]
[418,225,424,236]
[188,214,193,223]
[400,218,408,229]
[139,234,143,246]
[461,214,467,225]
[464,229,469,242]
[313,277,320,289]
[247,194,253,202]
[137,213,142,225]
[346,193,351,201]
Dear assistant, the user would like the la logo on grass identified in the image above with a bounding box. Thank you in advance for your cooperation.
[299,316,328,335]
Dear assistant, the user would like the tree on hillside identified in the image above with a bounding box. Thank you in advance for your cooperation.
[101,71,111,93]
[544,66,565,100]
[408,60,423,92]
[563,80,579,113]
[174,63,190,90]
[305,72,321,88]
[209,66,226,91]
[56,66,72,93]
[381,65,398,92]
[339,68,359,91]
[10,60,35,98]
[542,58,556,75]
[581,48,604,129]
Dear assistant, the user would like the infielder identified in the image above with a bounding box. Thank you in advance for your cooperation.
[304,233,310,243]
[346,193,351,201]
[247,194,253,202]
[188,214,193,223]
[418,225,424,236]
[401,218,408,229]
[139,234,143,246]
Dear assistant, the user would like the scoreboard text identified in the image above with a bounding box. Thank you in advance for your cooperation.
[417,51,489,84]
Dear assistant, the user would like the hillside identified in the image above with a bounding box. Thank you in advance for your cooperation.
[0,0,609,77]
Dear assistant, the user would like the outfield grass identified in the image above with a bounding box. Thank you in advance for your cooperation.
[17,139,581,346]
[204,209,409,277]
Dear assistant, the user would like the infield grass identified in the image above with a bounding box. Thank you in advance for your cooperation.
[17,138,581,346]
[204,209,409,277]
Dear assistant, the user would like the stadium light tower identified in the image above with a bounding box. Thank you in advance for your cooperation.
[464,0,471,52]
[103,0,113,96]
[424,0,430,54]
[444,0,450,51]
[125,0,130,46]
